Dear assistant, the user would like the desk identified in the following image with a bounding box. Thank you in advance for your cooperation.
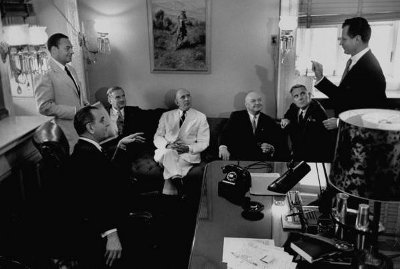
[189,160,325,269]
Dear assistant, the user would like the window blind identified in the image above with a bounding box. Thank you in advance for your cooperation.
[299,0,400,27]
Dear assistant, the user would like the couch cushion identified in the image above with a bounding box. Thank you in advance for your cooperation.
[202,117,228,162]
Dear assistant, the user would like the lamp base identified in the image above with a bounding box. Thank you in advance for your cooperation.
[353,247,393,269]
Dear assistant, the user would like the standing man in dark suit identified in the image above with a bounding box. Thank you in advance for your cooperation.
[69,105,145,268]
[312,17,387,130]
[35,33,89,152]
[219,91,289,161]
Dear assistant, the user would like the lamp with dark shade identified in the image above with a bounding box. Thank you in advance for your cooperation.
[330,108,400,268]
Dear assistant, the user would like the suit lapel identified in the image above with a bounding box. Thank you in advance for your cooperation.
[255,113,267,135]
[49,59,81,100]
[178,108,191,135]
[340,50,370,85]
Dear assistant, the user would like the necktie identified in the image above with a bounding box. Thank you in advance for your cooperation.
[117,110,124,135]
[340,58,352,84]
[252,116,257,134]
[65,66,81,98]
[180,111,186,127]
[299,110,306,124]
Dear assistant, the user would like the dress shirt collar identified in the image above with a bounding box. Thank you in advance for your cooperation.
[178,108,190,116]
[298,105,309,116]
[111,107,124,117]
[79,137,102,152]
[349,47,369,69]
[51,56,67,70]
[247,111,260,123]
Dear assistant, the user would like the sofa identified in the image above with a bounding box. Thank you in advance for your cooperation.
[123,114,228,195]
[100,107,287,197]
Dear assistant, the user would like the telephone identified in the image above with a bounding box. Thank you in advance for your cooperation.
[218,164,251,205]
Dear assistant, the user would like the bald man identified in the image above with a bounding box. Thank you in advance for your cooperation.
[154,89,210,196]
[219,92,289,161]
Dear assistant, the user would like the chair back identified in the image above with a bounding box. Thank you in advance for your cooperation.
[0,256,30,269]
[32,120,69,169]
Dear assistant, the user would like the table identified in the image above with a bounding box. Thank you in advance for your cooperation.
[189,160,326,269]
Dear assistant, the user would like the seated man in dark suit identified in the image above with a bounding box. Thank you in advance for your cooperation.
[281,84,334,162]
[104,86,166,154]
[218,91,289,161]
[68,105,145,268]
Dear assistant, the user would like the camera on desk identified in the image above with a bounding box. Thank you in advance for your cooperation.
[218,164,251,205]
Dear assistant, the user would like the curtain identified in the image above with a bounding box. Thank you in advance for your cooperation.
[299,0,400,27]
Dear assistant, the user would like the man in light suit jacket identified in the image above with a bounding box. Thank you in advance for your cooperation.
[35,33,89,152]
[312,17,387,130]
[154,88,210,196]
[219,92,289,161]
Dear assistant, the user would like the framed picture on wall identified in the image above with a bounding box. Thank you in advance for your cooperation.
[146,0,211,73]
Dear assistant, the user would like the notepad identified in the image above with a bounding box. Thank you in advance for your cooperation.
[250,173,285,196]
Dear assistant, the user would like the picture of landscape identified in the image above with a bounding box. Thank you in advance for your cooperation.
[147,0,210,72]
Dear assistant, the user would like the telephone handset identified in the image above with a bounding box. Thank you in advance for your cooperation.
[218,164,251,205]
[221,164,251,186]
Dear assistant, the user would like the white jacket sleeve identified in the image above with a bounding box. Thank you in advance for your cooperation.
[153,113,169,149]
[189,114,210,154]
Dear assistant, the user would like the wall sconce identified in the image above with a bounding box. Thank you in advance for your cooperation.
[79,19,111,65]
[278,16,298,63]
[0,24,48,84]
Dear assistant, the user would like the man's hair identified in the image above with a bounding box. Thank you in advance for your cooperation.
[342,17,371,43]
[175,88,189,100]
[74,105,98,135]
[107,86,124,97]
[290,84,307,94]
[47,33,69,51]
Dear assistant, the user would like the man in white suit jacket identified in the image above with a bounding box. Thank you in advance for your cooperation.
[35,33,88,152]
[154,89,210,195]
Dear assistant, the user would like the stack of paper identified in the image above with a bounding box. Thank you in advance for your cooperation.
[223,237,297,269]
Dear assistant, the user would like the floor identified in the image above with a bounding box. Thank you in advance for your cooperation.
[0,191,199,269]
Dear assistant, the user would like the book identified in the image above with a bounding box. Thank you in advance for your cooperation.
[290,236,338,263]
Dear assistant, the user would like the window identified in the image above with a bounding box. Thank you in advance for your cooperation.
[295,20,400,98]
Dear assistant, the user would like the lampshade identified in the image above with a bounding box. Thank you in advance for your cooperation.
[330,109,400,202]
[3,24,29,46]
[28,26,48,45]
[94,20,109,34]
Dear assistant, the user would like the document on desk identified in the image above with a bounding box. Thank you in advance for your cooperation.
[222,237,297,269]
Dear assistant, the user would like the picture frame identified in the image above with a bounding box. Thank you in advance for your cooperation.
[146,0,211,73]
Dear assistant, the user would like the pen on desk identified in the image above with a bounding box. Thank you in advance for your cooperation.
[230,252,258,266]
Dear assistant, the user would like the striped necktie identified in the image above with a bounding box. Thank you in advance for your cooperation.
[299,110,306,124]
[117,110,124,135]
[340,58,352,84]
[252,116,257,134]
[180,111,186,127]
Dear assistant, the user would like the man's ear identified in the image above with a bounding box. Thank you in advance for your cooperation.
[49,46,57,56]
[86,122,95,134]
[175,99,179,106]
[355,35,362,43]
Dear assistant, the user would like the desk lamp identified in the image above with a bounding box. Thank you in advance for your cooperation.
[330,109,400,268]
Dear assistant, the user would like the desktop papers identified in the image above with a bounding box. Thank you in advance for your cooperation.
[223,237,297,269]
